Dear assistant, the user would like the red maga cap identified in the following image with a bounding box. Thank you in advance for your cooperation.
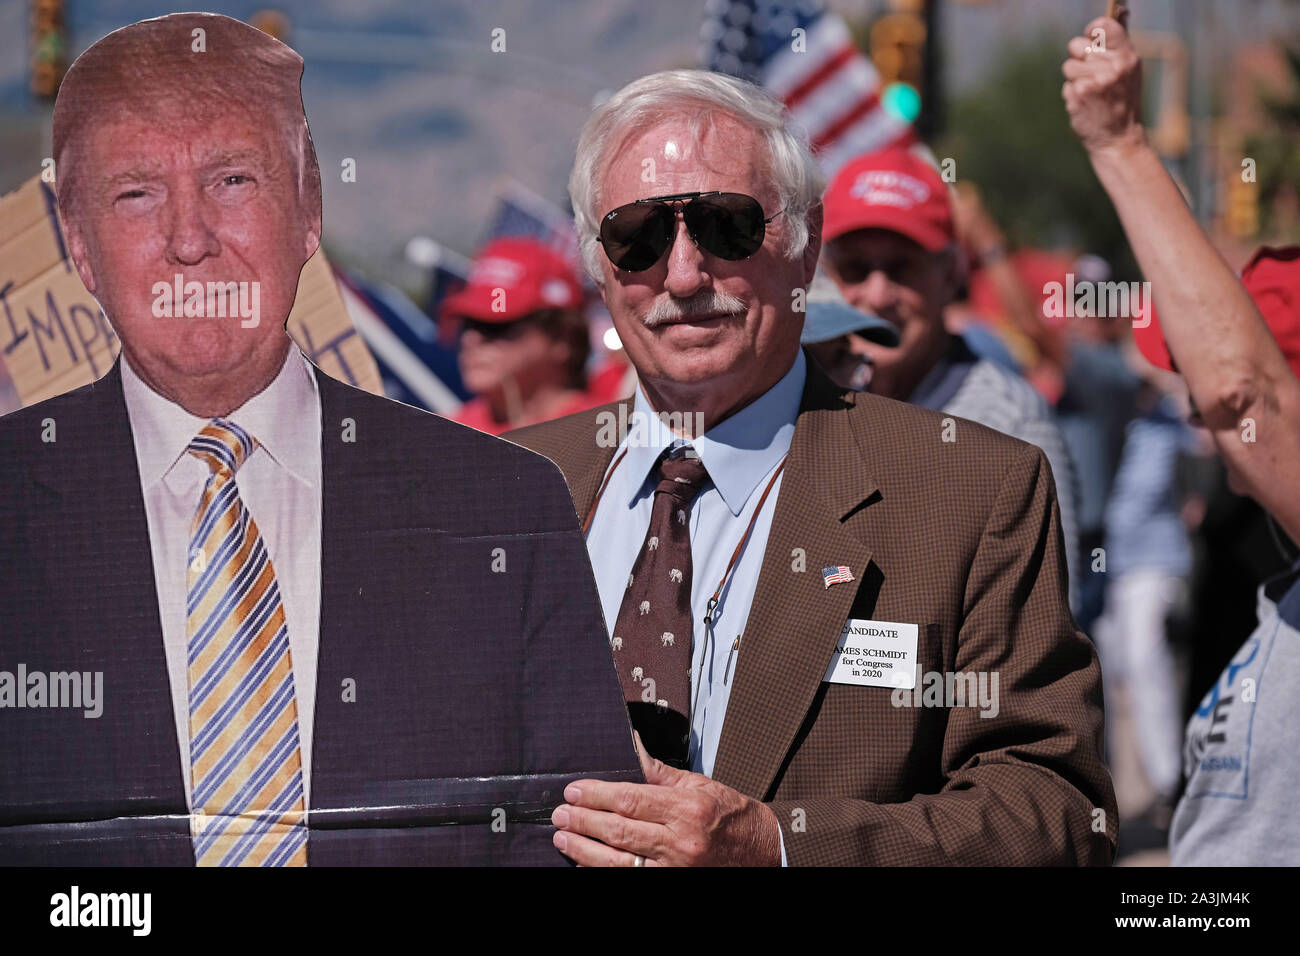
[822,147,954,252]
[441,237,582,323]
[1135,245,1300,381]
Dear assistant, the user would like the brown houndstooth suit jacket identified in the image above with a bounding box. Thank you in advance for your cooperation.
[506,350,1117,865]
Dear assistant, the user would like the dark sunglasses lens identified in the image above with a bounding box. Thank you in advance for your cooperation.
[461,319,521,341]
[600,202,674,271]
[686,193,766,260]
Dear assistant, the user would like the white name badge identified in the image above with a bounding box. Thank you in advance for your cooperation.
[822,619,919,689]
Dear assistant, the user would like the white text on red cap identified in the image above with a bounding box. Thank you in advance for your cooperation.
[849,170,931,209]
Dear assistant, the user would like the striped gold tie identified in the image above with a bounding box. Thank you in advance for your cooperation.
[185,419,307,867]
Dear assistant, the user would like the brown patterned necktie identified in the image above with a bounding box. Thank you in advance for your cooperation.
[609,448,710,768]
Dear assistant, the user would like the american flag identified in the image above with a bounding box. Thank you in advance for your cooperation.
[485,180,581,268]
[822,565,855,588]
[334,267,469,414]
[700,0,915,177]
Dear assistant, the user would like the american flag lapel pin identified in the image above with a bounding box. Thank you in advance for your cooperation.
[822,565,855,589]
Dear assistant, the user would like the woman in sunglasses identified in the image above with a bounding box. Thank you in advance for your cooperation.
[442,237,596,435]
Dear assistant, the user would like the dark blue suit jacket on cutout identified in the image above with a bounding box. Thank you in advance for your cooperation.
[0,358,641,865]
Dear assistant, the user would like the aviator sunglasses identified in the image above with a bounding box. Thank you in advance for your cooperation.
[597,190,783,272]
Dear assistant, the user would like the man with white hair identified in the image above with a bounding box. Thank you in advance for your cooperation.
[508,69,1116,866]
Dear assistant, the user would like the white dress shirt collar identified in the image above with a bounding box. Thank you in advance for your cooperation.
[120,344,321,489]
[622,349,806,517]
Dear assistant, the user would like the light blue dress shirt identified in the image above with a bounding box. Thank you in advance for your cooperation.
[585,350,806,862]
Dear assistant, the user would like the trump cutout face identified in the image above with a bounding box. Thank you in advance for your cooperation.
[54,14,321,418]
[66,108,318,416]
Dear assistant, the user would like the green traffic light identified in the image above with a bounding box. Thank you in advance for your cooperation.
[882,82,922,123]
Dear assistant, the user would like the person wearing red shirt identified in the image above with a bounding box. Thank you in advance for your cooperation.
[444,237,595,434]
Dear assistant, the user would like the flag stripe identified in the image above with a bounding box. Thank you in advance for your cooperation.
[781,44,856,109]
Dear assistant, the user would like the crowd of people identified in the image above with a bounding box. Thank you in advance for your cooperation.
[2,8,1295,867]
[437,13,1300,864]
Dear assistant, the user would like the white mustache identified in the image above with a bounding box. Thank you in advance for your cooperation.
[642,290,748,328]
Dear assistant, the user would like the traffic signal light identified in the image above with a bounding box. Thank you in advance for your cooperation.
[870,1,940,137]
[870,12,926,91]
[30,0,67,101]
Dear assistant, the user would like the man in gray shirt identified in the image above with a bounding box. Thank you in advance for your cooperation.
[820,146,1081,605]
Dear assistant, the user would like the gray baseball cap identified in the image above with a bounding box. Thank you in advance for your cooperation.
[800,270,899,347]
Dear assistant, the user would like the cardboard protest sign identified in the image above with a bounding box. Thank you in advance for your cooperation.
[0,175,383,411]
